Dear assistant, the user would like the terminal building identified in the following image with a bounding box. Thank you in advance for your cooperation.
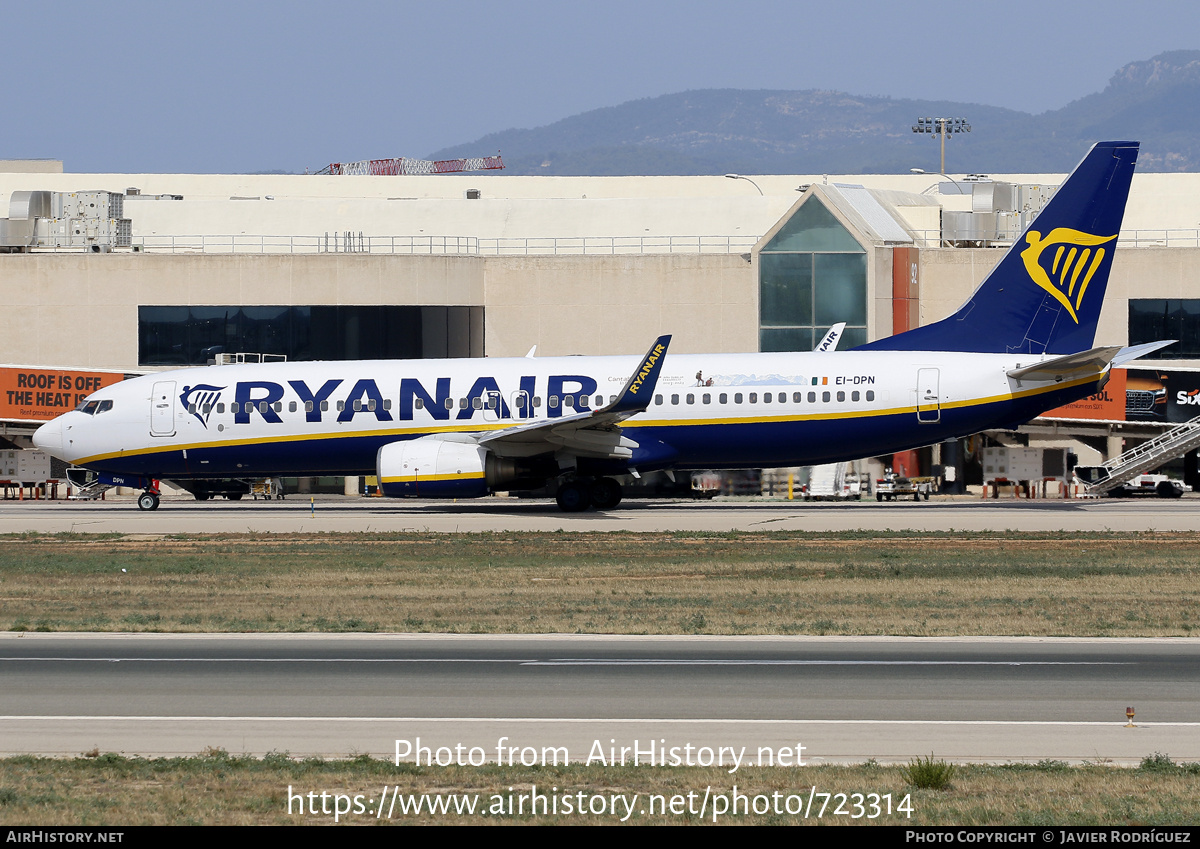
[2,154,1199,494]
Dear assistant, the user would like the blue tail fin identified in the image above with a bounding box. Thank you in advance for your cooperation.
[857,141,1138,355]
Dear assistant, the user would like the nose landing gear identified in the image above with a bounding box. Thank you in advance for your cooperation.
[137,481,162,511]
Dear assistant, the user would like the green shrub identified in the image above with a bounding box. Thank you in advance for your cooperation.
[903,754,956,790]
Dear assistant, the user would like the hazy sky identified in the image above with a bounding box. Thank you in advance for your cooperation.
[4,0,1195,172]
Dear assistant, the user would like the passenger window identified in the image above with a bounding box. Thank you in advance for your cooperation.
[337,401,345,412]
[749,393,757,404]
[367,399,376,411]
[837,391,845,402]
[719,393,728,404]
[808,392,816,403]
[459,398,468,409]
[609,395,616,405]
[596,395,604,407]
[822,392,831,403]
[793,392,802,403]
[655,394,663,405]
[443,398,453,410]
[230,402,240,414]
[852,391,860,402]
[564,395,574,408]
[734,393,743,404]
[353,400,362,412]
[550,396,560,408]
[188,403,196,414]
[305,401,314,412]
[321,401,329,412]
[866,390,875,402]
[217,403,225,414]
[534,396,543,408]
[487,395,497,409]
[259,401,269,414]
[203,404,212,414]
[671,394,679,405]
[384,399,392,410]
[414,398,424,410]
[686,394,695,405]
[702,393,710,404]
[472,397,483,410]
[274,401,283,412]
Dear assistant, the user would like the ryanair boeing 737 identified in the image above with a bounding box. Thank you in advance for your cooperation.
[33,141,1163,511]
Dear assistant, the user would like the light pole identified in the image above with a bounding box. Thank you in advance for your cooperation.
[912,117,970,174]
[909,167,967,196]
[725,174,763,195]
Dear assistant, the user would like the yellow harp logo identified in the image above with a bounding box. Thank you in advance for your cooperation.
[1020,228,1117,323]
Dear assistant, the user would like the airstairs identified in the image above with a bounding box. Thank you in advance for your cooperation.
[65,467,115,501]
[1085,415,1200,495]
[805,463,845,498]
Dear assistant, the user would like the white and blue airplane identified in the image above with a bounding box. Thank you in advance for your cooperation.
[33,141,1163,511]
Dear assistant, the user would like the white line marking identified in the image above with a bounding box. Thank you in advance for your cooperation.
[0,716,1196,726]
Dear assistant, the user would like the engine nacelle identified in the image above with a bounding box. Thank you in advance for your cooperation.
[377,437,491,499]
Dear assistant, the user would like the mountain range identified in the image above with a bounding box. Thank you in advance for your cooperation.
[429,51,1200,175]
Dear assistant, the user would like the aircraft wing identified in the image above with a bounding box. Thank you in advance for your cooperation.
[479,335,670,459]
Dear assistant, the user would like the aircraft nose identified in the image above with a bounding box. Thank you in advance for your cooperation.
[32,419,63,458]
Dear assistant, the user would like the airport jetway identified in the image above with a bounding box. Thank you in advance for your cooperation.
[1082,414,1200,495]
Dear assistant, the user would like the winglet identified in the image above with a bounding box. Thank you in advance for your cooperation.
[605,335,672,415]
[815,322,846,352]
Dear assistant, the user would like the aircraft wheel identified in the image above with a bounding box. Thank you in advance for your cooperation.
[1157,481,1183,498]
[555,481,592,512]
[194,492,210,501]
[590,478,623,510]
[922,492,930,501]
[137,492,160,511]
[876,493,883,502]
[227,493,243,501]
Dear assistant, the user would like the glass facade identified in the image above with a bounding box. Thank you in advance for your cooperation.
[1128,300,1200,359]
[759,198,867,352]
[138,305,484,366]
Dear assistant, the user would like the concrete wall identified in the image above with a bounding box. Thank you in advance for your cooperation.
[0,250,755,368]
[0,253,484,369]
[483,253,756,357]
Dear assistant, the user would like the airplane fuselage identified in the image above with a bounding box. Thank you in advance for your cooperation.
[34,349,1102,481]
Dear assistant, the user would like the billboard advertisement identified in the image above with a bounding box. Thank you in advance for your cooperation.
[0,367,127,423]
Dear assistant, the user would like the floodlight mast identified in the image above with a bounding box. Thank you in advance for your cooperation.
[912,117,970,174]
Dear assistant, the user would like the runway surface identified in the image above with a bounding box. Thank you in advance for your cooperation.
[1,633,1196,764]
[5,493,1200,533]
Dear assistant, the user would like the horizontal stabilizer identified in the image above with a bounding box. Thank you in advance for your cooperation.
[1006,346,1120,382]
[1112,340,1177,367]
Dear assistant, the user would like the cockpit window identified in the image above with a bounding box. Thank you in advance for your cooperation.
[76,400,100,415]
[97,400,113,414]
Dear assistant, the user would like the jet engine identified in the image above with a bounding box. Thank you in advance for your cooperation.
[377,436,557,498]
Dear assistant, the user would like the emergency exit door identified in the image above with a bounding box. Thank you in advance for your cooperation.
[916,369,941,424]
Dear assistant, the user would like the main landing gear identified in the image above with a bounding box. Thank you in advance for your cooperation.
[555,477,624,512]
